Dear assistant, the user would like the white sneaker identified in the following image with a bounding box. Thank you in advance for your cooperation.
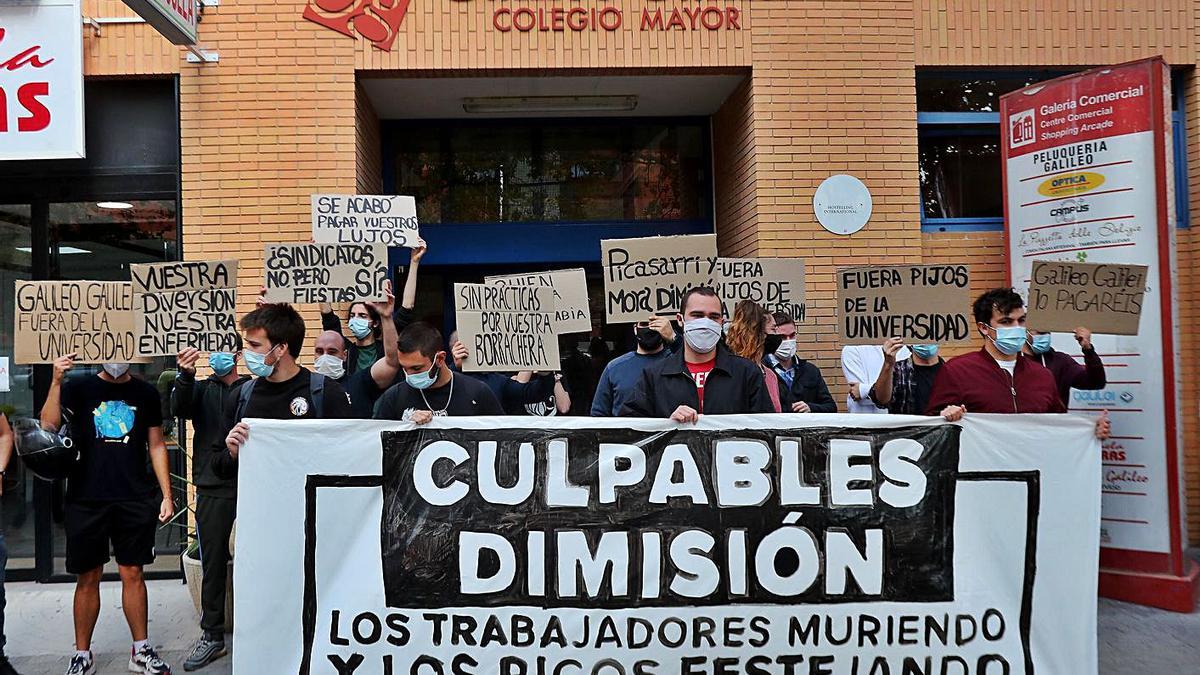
[65,652,95,675]
[129,644,173,674]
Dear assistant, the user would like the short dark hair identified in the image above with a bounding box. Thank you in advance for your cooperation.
[679,286,719,314]
[973,288,1025,326]
[240,304,306,358]
[398,322,444,360]
[772,311,794,326]
[231,333,243,352]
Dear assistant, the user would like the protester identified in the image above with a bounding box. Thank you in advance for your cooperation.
[215,304,354,479]
[0,414,16,675]
[926,288,1111,439]
[40,356,175,675]
[317,238,427,374]
[766,312,837,413]
[591,317,674,416]
[337,283,406,418]
[841,344,889,413]
[620,287,772,420]
[373,323,503,422]
[558,335,596,415]
[1025,327,1107,408]
[869,337,943,415]
[171,342,250,671]
[725,300,787,412]
[312,330,350,383]
[512,371,571,416]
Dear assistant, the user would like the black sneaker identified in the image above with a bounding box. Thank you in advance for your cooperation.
[0,655,21,675]
[64,653,94,675]
[183,635,227,671]
[129,644,172,674]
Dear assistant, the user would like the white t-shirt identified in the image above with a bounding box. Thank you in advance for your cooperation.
[995,357,1017,376]
[841,345,892,414]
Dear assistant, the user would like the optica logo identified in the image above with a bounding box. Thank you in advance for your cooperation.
[1037,172,1106,198]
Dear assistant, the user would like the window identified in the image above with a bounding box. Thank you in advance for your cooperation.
[388,119,709,226]
[917,71,1191,232]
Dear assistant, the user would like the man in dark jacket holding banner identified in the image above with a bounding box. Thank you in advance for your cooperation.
[172,342,249,670]
[620,286,773,420]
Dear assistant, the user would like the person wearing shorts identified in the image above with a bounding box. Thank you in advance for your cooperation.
[40,355,176,675]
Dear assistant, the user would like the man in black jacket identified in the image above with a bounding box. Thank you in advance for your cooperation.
[172,341,249,670]
[765,311,837,413]
[620,287,772,420]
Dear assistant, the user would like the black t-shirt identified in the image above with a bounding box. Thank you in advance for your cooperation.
[347,368,392,419]
[913,361,943,417]
[373,372,503,421]
[61,375,163,502]
[240,368,354,421]
[522,374,566,416]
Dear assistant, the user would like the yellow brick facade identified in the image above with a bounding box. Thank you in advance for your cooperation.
[76,0,1200,542]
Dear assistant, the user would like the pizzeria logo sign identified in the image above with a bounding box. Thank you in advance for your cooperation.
[302,0,743,51]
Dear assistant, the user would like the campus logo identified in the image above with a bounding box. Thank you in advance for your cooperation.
[1050,198,1090,224]
[302,0,411,51]
[1009,109,1035,148]
[1037,171,1105,198]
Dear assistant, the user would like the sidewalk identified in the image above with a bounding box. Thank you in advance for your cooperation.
[3,579,1198,674]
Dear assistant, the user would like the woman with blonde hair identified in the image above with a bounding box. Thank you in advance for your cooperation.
[725,300,787,412]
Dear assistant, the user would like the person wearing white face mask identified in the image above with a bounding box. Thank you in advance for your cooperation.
[39,354,177,675]
[766,311,837,413]
[619,286,773,422]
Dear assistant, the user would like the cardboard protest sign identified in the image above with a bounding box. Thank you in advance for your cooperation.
[263,243,388,304]
[235,414,1102,674]
[601,234,718,323]
[837,264,972,345]
[130,260,239,356]
[13,281,147,364]
[311,194,420,248]
[484,268,592,335]
[454,283,558,372]
[709,258,806,320]
[1026,260,1148,335]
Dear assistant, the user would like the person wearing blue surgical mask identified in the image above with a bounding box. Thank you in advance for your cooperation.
[925,288,1111,441]
[317,301,382,377]
[172,339,250,670]
[869,337,944,415]
[1022,327,1107,408]
[373,322,503,424]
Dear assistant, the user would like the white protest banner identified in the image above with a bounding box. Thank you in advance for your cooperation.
[1003,58,1184,570]
[13,281,147,364]
[709,258,806,320]
[836,265,972,345]
[0,0,86,160]
[312,195,421,248]
[131,260,239,356]
[0,357,9,393]
[484,269,592,335]
[264,243,389,304]
[454,283,558,372]
[601,234,718,323]
[235,414,1101,675]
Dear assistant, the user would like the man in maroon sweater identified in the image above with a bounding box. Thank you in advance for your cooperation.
[926,288,1110,439]
[1023,326,1107,408]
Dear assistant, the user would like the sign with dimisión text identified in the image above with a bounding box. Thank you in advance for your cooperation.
[234,415,1101,674]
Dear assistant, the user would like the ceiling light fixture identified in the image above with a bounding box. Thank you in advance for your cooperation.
[462,95,638,114]
[96,201,134,210]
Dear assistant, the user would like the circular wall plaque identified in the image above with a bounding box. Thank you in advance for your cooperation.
[813,174,872,235]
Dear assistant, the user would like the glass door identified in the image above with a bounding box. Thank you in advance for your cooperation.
[0,205,36,574]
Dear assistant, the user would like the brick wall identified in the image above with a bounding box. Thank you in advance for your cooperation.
[82,0,180,76]
[712,74,757,257]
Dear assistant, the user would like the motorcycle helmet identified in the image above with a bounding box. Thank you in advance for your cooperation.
[12,417,78,482]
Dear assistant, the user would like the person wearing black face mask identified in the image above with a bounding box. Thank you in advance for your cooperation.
[590,316,675,416]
